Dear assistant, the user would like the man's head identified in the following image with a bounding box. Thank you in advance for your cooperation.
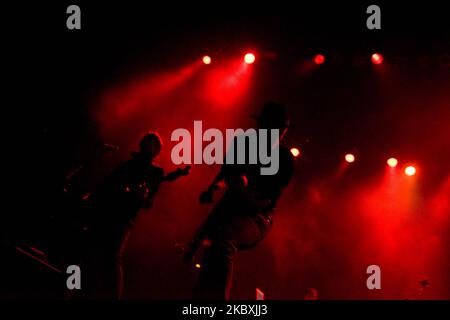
[254,101,291,140]
[139,132,163,158]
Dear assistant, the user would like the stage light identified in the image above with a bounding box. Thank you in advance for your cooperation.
[203,55,212,65]
[345,153,355,163]
[405,166,416,176]
[314,54,325,65]
[371,53,383,65]
[290,147,300,158]
[387,157,398,168]
[256,288,265,300]
[244,53,256,64]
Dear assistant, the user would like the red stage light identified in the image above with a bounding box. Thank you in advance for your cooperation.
[244,53,256,64]
[203,55,211,65]
[345,153,355,163]
[371,53,383,65]
[314,54,325,65]
[256,288,265,300]
[405,166,416,176]
[290,147,300,158]
[387,157,398,168]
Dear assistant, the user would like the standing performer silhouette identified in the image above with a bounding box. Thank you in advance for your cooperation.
[184,102,295,299]
[85,132,189,299]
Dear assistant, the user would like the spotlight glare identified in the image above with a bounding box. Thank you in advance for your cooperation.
[203,55,212,65]
[290,147,301,158]
[371,53,384,65]
[314,54,325,65]
[244,53,256,64]
[405,166,416,176]
[387,157,398,168]
[345,153,355,163]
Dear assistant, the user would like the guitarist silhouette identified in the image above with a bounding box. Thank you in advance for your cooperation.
[82,132,190,299]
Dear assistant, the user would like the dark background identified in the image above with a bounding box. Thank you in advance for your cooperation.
[2,1,449,299]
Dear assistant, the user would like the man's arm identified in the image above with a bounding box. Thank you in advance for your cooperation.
[199,135,249,204]
[198,167,225,204]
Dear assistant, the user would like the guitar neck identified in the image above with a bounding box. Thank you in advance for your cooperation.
[162,166,190,182]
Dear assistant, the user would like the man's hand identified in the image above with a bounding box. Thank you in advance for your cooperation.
[199,189,214,204]
[199,184,220,204]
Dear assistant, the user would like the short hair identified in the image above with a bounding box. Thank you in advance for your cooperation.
[139,132,163,152]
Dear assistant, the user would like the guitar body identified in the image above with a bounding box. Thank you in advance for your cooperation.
[126,165,191,209]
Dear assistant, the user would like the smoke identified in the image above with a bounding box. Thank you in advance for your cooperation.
[83,51,450,300]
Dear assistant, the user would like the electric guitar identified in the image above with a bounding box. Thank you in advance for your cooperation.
[133,165,191,209]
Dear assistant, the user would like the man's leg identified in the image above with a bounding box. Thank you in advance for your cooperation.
[116,225,132,299]
[92,223,132,299]
[193,239,236,300]
[193,214,271,300]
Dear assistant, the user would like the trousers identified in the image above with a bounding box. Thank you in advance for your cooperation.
[193,212,272,300]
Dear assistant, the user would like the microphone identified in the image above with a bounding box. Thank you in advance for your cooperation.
[102,143,120,151]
